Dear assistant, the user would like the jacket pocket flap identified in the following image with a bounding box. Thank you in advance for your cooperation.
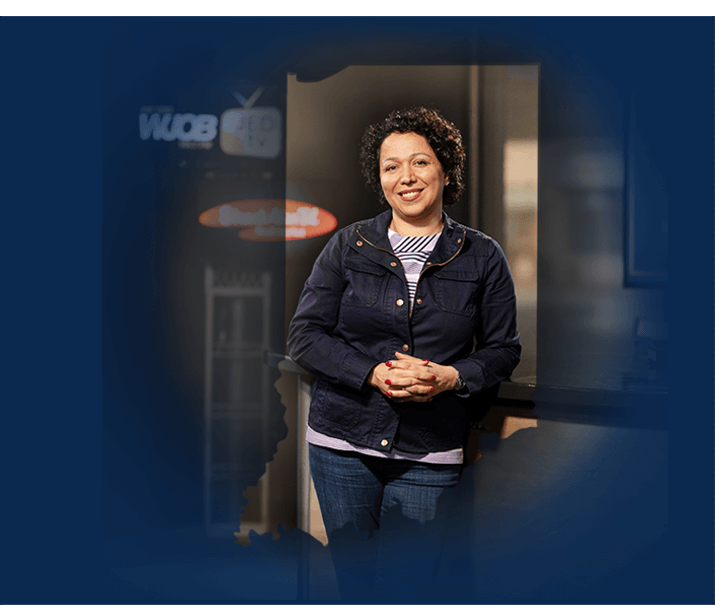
[434,268,479,281]
[344,258,387,276]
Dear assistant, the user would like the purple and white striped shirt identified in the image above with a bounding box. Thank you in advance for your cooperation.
[388,228,441,313]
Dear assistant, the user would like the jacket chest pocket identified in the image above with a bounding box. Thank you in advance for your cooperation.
[341,258,387,308]
[433,267,480,316]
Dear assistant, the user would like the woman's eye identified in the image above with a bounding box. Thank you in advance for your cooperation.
[415,160,427,166]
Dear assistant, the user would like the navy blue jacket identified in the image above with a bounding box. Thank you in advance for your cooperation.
[287,210,521,454]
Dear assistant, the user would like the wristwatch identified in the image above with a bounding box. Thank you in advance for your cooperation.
[454,372,466,392]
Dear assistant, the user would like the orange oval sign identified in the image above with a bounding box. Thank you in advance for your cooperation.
[198,199,337,241]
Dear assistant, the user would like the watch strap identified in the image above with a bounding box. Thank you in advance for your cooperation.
[454,372,466,391]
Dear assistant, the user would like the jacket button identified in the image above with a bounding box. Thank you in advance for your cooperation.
[416,298,422,305]
[402,344,409,351]
[356,240,363,247]
[381,439,388,447]
[458,238,462,243]
[396,299,404,307]
[390,261,397,267]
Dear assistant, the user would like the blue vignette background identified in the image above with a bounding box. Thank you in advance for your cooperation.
[2,16,714,604]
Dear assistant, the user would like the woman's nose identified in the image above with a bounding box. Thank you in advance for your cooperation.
[400,167,416,184]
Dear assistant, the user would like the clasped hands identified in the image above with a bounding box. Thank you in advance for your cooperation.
[367,351,460,403]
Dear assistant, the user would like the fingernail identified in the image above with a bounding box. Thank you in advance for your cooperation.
[431,375,436,380]
[386,391,393,396]
[423,359,429,364]
[386,361,392,367]
[430,387,434,392]
[385,379,392,385]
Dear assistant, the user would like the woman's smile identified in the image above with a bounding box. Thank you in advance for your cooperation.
[398,188,424,201]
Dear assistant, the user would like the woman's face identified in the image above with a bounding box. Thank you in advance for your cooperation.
[378,131,447,228]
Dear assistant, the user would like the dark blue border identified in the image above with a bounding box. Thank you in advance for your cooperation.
[3,16,714,604]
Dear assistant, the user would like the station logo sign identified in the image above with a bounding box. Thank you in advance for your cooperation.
[198,199,337,241]
[139,88,282,159]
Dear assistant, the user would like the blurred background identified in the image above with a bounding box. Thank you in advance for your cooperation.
[86,18,712,604]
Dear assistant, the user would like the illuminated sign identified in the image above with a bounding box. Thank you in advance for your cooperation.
[219,107,282,159]
[138,88,283,158]
[199,200,337,241]
[139,113,218,142]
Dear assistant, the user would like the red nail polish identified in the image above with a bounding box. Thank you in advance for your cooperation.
[386,361,392,367]
[386,391,392,396]
[430,387,434,392]
[431,375,436,380]
[385,379,392,385]
[423,359,429,364]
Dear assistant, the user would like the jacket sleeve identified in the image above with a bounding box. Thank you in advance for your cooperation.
[451,239,522,397]
[287,232,381,391]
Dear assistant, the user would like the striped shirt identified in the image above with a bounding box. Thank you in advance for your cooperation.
[306,226,463,465]
[388,228,441,313]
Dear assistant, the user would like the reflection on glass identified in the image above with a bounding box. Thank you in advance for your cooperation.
[504,138,537,382]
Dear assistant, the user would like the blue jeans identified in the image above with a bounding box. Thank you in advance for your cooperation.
[309,444,461,600]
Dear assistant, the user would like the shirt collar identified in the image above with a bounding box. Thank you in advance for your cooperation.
[354,210,464,265]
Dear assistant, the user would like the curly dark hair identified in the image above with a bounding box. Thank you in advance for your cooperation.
[359,106,465,207]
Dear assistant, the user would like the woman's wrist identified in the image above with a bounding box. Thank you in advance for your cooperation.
[444,365,464,391]
[367,362,386,389]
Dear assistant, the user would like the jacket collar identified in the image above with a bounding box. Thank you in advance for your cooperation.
[354,209,465,266]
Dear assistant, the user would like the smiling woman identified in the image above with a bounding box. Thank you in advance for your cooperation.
[287,106,520,599]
